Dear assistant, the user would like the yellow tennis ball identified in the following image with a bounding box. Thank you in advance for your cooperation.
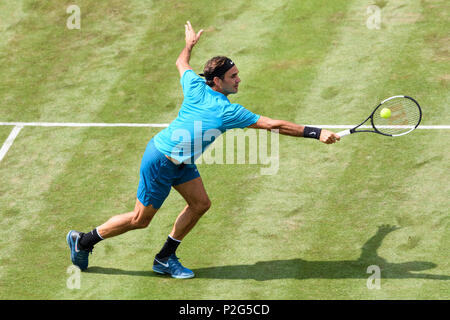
[380,107,391,119]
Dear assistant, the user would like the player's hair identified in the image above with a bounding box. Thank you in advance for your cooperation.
[202,56,230,87]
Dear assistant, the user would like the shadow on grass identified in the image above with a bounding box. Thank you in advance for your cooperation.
[86,267,156,278]
[86,225,450,281]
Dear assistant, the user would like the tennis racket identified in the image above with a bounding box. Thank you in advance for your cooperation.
[337,95,422,138]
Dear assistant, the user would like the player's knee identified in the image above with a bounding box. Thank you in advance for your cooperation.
[131,215,151,229]
[194,198,211,215]
[201,199,211,213]
[131,208,155,229]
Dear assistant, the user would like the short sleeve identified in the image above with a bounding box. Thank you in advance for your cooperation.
[180,69,206,99]
[222,103,260,130]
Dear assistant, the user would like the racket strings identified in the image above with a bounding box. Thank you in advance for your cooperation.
[372,97,421,136]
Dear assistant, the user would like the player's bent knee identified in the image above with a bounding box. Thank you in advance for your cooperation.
[204,199,212,212]
[194,198,211,215]
[131,204,157,229]
[132,217,152,229]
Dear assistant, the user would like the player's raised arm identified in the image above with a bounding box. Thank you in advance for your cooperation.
[248,115,340,144]
[176,21,204,77]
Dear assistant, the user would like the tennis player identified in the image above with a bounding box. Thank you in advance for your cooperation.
[67,21,340,279]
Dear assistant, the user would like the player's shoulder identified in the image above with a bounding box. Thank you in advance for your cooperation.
[220,102,245,118]
[181,69,204,82]
[223,102,245,111]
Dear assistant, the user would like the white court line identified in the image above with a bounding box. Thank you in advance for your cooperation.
[0,122,449,129]
[0,122,170,127]
[0,125,23,162]
[0,122,448,163]
[312,125,450,129]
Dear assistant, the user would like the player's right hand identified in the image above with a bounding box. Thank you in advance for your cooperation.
[320,129,340,144]
[185,21,203,49]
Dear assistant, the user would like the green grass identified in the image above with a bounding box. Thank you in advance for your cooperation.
[0,0,449,299]
[0,126,14,144]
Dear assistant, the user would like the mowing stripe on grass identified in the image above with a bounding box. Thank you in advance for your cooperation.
[0,1,156,298]
[204,0,440,299]
[294,0,425,124]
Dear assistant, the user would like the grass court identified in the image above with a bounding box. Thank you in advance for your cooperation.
[0,0,449,299]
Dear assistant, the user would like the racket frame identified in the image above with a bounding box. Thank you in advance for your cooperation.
[337,95,422,138]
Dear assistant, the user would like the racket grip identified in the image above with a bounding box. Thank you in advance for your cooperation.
[337,129,351,138]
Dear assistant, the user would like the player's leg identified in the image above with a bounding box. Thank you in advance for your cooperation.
[153,169,208,279]
[170,176,211,240]
[67,138,170,271]
[66,199,158,271]
[96,199,158,238]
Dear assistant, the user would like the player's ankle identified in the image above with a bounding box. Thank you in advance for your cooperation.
[79,228,103,250]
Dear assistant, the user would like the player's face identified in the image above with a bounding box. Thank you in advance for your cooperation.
[217,66,241,95]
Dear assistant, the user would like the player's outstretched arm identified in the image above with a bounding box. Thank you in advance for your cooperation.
[248,115,340,144]
[176,21,204,77]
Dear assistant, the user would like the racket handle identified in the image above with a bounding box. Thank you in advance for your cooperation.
[337,129,351,138]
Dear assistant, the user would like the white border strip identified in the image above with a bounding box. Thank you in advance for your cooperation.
[313,125,450,129]
[1,122,448,163]
[0,122,170,127]
[0,125,23,162]
[0,122,448,129]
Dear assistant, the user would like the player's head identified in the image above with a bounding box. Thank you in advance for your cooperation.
[200,56,241,96]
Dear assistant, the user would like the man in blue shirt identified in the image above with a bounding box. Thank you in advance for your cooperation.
[67,21,340,279]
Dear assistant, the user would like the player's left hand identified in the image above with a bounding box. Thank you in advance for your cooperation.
[320,129,340,144]
[184,21,203,49]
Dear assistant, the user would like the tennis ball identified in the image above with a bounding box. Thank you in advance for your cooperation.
[380,107,391,119]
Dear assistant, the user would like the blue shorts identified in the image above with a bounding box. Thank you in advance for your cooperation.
[137,139,200,209]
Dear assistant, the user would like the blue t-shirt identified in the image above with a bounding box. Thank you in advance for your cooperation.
[153,70,260,164]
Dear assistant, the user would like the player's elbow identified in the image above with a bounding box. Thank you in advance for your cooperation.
[263,119,281,131]
[176,58,189,68]
[250,116,278,130]
[175,61,191,77]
